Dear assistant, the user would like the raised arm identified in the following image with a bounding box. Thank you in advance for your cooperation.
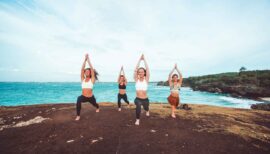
[168,64,176,86]
[81,54,88,81]
[122,67,127,84]
[142,54,150,82]
[86,55,96,83]
[175,65,183,86]
[134,56,142,81]
[118,66,123,83]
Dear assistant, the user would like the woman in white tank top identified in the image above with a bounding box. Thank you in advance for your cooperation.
[75,54,99,121]
[167,64,183,118]
[134,54,150,125]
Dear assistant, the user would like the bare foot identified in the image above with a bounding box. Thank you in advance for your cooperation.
[118,108,121,111]
[135,119,140,125]
[171,114,176,118]
[75,116,80,121]
[96,109,100,113]
[146,111,150,117]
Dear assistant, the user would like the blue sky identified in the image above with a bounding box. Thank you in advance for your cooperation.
[0,0,270,82]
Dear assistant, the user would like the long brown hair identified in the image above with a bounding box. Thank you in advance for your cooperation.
[84,68,99,80]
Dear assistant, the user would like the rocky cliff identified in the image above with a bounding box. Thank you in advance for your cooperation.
[157,70,270,99]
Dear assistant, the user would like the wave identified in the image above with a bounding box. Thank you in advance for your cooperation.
[219,96,260,105]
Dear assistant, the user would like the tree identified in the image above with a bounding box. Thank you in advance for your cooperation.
[239,67,247,76]
[239,67,247,72]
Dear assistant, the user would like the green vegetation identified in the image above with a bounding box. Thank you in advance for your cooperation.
[184,70,270,98]
[186,70,270,88]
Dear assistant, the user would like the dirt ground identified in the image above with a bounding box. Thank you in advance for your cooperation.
[0,102,270,154]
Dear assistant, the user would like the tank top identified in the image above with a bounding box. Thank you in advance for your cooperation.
[135,79,148,91]
[82,79,93,89]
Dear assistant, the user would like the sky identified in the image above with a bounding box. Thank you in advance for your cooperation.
[0,0,270,82]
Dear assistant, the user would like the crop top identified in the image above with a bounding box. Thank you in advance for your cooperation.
[170,83,180,92]
[135,79,148,91]
[119,83,126,89]
[82,79,93,89]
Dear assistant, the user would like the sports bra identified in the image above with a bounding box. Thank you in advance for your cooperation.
[135,79,148,91]
[170,83,180,92]
[82,79,93,89]
[119,83,126,89]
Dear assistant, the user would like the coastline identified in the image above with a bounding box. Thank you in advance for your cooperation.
[158,70,270,99]
[0,102,269,154]
[259,97,270,103]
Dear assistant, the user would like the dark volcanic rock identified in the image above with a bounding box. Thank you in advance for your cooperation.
[157,79,190,87]
[157,81,169,86]
[157,70,270,99]
[251,103,270,111]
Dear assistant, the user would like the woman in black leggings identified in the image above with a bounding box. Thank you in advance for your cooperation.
[134,54,150,125]
[117,66,130,111]
[75,54,99,121]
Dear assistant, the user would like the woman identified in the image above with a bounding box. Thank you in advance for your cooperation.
[134,54,150,125]
[167,64,183,118]
[75,54,99,121]
[117,66,130,111]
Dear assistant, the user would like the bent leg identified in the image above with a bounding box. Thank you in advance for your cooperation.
[89,95,99,109]
[142,99,149,111]
[117,94,121,108]
[135,98,142,119]
[123,94,130,105]
[76,95,86,116]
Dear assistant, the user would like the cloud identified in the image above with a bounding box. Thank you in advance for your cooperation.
[0,0,269,81]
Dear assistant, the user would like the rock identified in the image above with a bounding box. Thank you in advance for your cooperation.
[98,137,103,140]
[14,116,50,128]
[13,116,22,120]
[251,103,270,111]
[0,118,5,125]
[157,81,169,86]
[67,140,74,143]
[91,139,99,144]
[49,134,57,138]
[150,129,156,133]
[230,93,240,98]
[215,88,222,93]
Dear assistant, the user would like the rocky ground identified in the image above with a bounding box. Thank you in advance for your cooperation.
[0,103,270,154]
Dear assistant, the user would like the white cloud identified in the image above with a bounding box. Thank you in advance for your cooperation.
[0,0,269,81]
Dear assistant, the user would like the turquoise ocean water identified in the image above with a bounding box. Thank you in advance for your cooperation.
[0,82,262,108]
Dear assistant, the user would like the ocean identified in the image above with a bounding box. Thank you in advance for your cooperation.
[0,82,262,108]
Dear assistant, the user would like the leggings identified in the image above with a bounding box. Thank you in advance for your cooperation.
[118,93,129,108]
[134,97,149,119]
[76,95,99,116]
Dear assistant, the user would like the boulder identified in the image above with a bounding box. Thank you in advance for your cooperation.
[251,103,270,111]
[157,81,169,86]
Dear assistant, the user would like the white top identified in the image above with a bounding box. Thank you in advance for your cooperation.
[170,83,180,93]
[135,79,148,91]
[82,79,93,89]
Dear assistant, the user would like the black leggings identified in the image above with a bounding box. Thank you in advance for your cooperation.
[134,97,149,119]
[118,93,129,108]
[76,95,99,116]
